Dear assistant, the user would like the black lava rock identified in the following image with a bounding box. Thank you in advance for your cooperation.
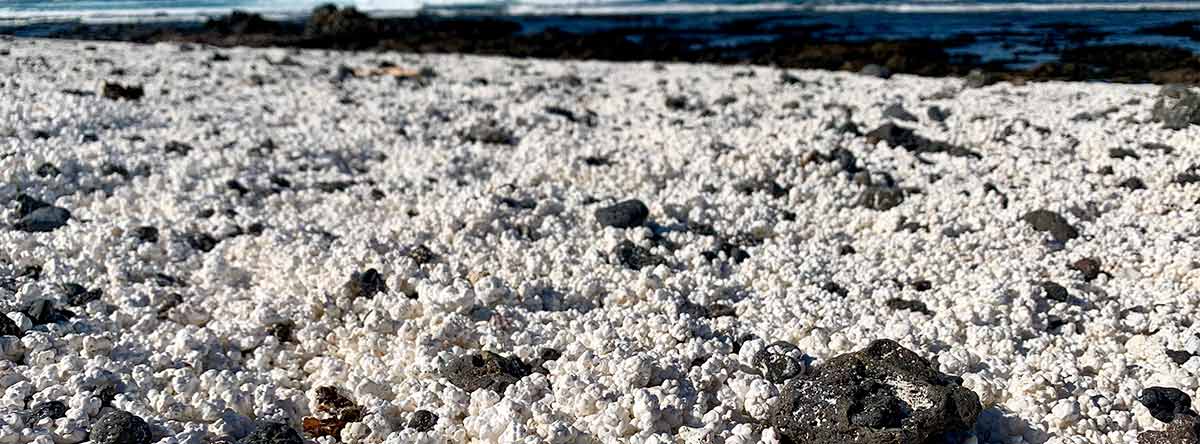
[1110,148,1140,160]
[1167,350,1194,366]
[0,314,19,336]
[1139,387,1196,424]
[838,245,856,255]
[927,106,950,122]
[15,194,50,217]
[1021,210,1079,243]
[664,95,691,111]
[268,321,295,343]
[133,226,159,243]
[769,339,981,444]
[343,268,387,299]
[1138,414,1200,444]
[187,233,219,252]
[441,351,530,393]
[15,206,71,233]
[910,280,932,292]
[240,422,304,444]
[865,123,980,158]
[858,186,905,211]
[754,341,807,383]
[885,298,933,315]
[25,299,74,325]
[733,179,788,199]
[613,240,665,270]
[28,400,68,423]
[595,199,649,229]
[408,244,436,265]
[89,410,153,444]
[1041,281,1070,303]
[882,104,918,122]
[100,82,144,101]
[461,121,516,145]
[829,147,861,174]
[1119,177,1148,190]
[1071,257,1104,282]
[820,281,848,298]
[164,141,193,155]
[408,410,438,432]
[63,283,102,306]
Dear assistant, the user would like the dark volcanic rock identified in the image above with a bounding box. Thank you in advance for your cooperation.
[204,10,283,35]
[857,186,905,211]
[100,82,144,101]
[1041,281,1070,303]
[753,341,808,383]
[25,300,74,325]
[0,313,19,336]
[15,206,71,233]
[769,339,981,444]
[343,268,387,299]
[882,104,918,122]
[1119,177,1148,190]
[15,194,50,217]
[926,106,950,122]
[133,226,159,243]
[612,240,665,270]
[63,283,103,306]
[306,5,375,38]
[1070,257,1104,282]
[885,298,933,315]
[1139,387,1196,424]
[90,410,153,444]
[28,400,68,423]
[1167,350,1194,366]
[1021,209,1079,243]
[1139,414,1200,444]
[408,410,438,432]
[241,422,304,444]
[1152,85,1200,130]
[595,199,649,229]
[865,123,980,158]
[441,351,530,393]
[461,121,516,145]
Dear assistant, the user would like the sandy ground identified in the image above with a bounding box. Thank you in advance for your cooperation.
[1,37,1199,444]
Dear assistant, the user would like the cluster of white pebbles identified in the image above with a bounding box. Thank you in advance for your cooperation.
[1,36,1199,444]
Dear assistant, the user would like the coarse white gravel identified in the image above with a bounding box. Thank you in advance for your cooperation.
[1,36,1199,444]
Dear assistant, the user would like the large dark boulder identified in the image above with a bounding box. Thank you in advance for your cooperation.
[769,339,981,444]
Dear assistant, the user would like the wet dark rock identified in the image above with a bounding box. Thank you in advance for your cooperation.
[926,106,950,122]
[164,141,193,155]
[882,104,918,122]
[1138,414,1200,444]
[1120,177,1148,190]
[595,199,649,229]
[63,283,102,306]
[1152,85,1200,130]
[100,82,144,101]
[612,240,665,270]
[187,233,219,252]
[461,121,516,145]
[820,281,848,298]
[1041,281,1070,303]
[754,341,808,383]
[1139,387,1196,424]
[886,298,933,315]
[28,400,67,423]
[857,186,905,211]
[1111,148,1140,160]
[1071,257,1104,282]
[1167,350,1194,366]
[89,410,153,444]
[1021,210,1079,243]
[344,268,387,299]
[241,422,304,444]
[441,351,530,393]
[408,410,438,432]
[0,313,19,336]
[15,206,71,233]
[769,339,981,444]
[865,123,980,159]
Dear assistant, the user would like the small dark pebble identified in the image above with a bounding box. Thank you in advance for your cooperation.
[25,299,74,325]
[1097,165,1115,176]
[226,179,250,195]
[820,281,848,298]
[733,179,788,199]
[247,222,266,235]
[613,240,665,270]
[63,283,102,306]
[1110,148,1140,160]
[269,175,292,189]
[164,141,193,155]
[595,199,649,229]
[89,410,153,444]
[369,189,386,201]
[197,208,215,218]
[1166,349,1194,366]
[268,321,295,343]
[927,106,950,122]
[99,82,144,101]
[408,244,436,265]
[36,163,61,177]
[754,341,806,383]
[344,268,387,299]
[1119,177,1147,190]
[1071,257,1104,282]
[1041,281,1070,303]
[18,265,41,281]
[441,351,530,393]
[581,156,612,166]
[241,422,304,444]
[911,280,932,292]
[706,303,737,318]
[187,233,219,252]
[133,226,159,243]
[886,298,933,315]
[1021,209,1079,243]
[1138,387,1195,424]
[858,186,905,211]
[408,410,438,432]
[461,121,516,145]
[664,95,691,111]
[28,400,68,423]
[882,103,918,122]
[838,245,856,255]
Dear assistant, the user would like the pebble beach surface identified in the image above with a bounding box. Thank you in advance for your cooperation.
[2,37,1200,444]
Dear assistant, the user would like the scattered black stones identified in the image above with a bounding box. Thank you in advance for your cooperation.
[1040,281,1070,303]
[1021,209,1079,243]
[99,82,144,101]
[0,313,20,336]
[63,283,102,306]
[886,298,933,315]
[865,123,981,159]
[702,240,750,264]
[164,141,193,155]
[1167,349,1194,366]
[89,410,153,444]
[820,281,848,298]
[595,199,649,229]
[1071,257,1105,282]
[882,103,918,122]
[754,341,807,383]
[343,268,387,299]
[408,410,438,432]
[1119,177,1148,190]
[769,339,981,444]
[612,240,665,270]
[28,400,67,423]
[857,186,905,211]
[461,121,516,145]
[133,226,159,243]
[187,233,219,252]
[241,422,304,444]
[1151,84,1200,130]
[441,351,531,393]
[1139,387,1195,424]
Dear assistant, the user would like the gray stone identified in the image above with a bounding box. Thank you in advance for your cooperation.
[441,351,530,393]
[90,410,153,444]
[14,206,70,233]
[1152,85,1200,130]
